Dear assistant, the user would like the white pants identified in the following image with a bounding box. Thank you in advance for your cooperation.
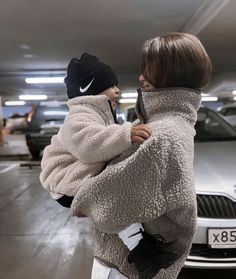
[91,258,128,279]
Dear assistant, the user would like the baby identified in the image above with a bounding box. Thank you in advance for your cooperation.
[40,53,161,273]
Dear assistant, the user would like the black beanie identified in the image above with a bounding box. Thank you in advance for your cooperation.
[64,53,118,99]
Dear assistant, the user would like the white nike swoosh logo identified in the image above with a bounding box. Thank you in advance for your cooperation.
[79,78,95,93]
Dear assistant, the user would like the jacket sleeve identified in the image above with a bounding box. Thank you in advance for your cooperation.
[40,134,79,196]
[71,138,167,233]
[60,106,132,164]
[50,192,74,208]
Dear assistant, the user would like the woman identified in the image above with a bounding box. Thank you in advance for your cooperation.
[71,32,212,279]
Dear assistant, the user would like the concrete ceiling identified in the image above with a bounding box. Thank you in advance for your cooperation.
[0,0,236,103]
[198,0,236,97]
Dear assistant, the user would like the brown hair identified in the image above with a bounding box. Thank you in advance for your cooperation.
[141,32,212,90]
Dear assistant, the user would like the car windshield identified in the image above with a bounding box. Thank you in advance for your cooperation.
[126,107,236,142]
[29,104,69,130]
[220,107,236,116]
[194,108,236,142]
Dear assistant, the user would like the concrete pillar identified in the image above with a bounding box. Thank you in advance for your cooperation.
[0,97,4,145]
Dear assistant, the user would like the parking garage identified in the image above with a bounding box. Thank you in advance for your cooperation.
[0,1,236,279]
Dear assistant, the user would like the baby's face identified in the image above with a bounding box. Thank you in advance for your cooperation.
[100,86,120,109]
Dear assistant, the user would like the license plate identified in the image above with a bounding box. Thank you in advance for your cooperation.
[208,228,236,248]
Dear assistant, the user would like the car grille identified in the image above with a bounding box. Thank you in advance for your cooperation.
[197,194,236,218]
[190,244,236,258]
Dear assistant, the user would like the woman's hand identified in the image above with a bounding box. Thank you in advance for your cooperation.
[131,124,151,143]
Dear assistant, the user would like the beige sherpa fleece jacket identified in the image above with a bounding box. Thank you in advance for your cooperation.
[71,88,201,279]
[40,95,132,197]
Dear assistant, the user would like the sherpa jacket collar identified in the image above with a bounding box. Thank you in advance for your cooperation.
[136,87,201,125]
[67,95,117,123]
[67,95,110,111]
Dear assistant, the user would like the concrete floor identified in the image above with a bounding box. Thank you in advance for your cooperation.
[0,160,236,279]
[0,161,93,279]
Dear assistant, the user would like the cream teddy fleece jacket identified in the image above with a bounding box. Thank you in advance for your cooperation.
[40,95,132,197]
[71,88,201,279]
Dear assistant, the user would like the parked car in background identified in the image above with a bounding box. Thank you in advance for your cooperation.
[188,107,236,269]
[125,105,138,123]
[25,101,68,159]
[218,104,236,129]
[5,113,28,133]
[125,106,236,268]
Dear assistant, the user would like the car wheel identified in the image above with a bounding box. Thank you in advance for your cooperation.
[29,149,41,160]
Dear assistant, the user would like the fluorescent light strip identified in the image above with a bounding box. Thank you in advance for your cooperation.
[121,92,138,98]
[43,111,68,116]
[19,95,48,100]
[201,96,218,101]
[40,101,67,106]
[119,98,137,104]
[201,93,210,96]
[25,77,65,84]
[5,101,26,106]
[232,90,236,95]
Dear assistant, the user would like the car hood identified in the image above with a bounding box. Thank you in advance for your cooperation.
[194,140,236,201]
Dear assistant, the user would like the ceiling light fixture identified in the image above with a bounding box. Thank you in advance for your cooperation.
[5,101,26,106]
[19,95,48,100]
[119,98,137,104]
[23,54,34,58]
[19,44,31,50]
[121,92,138,98]
[233,96,236,101]
[201,96,218,102]
[201,93,210,96]
[232,90,236,95]
[43,111,68,116]
[39,101,67,107]
[25,77,65,84]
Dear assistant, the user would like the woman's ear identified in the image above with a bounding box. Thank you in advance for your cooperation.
[139,75,154,90]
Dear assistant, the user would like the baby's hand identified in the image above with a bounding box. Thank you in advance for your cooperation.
[131,124,151,143]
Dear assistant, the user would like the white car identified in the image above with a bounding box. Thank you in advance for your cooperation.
[186,107,236,269]
[218,104,236,129]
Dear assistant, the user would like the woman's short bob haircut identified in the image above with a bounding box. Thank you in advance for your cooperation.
[141,32,212,90]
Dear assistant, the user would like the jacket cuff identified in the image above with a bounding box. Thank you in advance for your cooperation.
[55,195,74,208]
